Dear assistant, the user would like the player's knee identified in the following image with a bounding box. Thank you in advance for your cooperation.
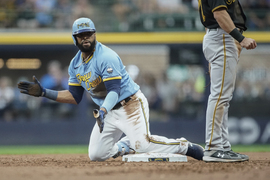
[88,150,106,161]
[88,148,107,161]
[132,142,150,153]
[89,145,114,161]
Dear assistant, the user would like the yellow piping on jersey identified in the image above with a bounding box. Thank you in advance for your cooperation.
[139,98,179,146]
[103,76,122,82]
[81,53,93,64]
[208,34,227,150]
[212,5,228,12]
[68,82,81,86]
[198,0,205,22]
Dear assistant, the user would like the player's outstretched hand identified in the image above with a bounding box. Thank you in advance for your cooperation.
[93,109,106,133]
[240,37,257,50]
[17,76,44,97]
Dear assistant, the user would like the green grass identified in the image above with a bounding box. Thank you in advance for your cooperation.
[230,144,270,152]
[0,145,88,155]
[0,144,269,155]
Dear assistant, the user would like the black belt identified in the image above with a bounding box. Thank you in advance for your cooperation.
[112,96,132,110]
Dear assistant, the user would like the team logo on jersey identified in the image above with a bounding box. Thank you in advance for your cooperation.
[107,67,113,74]
[226,0,235,5]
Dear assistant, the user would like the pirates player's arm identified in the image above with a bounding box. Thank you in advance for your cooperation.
[213,7,257,48]
[213,7,236,33]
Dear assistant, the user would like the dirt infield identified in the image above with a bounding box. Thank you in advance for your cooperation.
[0,152,269,180]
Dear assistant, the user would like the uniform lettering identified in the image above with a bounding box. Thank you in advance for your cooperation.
[76,72,91,83]
[89,76,102,89]
[226,0,236,5]
[76,72,102,90]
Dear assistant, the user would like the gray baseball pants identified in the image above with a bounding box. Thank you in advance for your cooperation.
[203,28,242,151]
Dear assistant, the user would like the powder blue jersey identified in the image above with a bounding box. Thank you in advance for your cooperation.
[68,41,140,106]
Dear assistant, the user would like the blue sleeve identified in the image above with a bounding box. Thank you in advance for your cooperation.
[69,85,84,104]
[104,79,121,95]
[101,79,121,112]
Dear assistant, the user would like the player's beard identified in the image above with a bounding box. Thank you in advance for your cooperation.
[77,38,96,53]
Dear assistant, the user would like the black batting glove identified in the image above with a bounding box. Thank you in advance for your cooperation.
[93,109,106,133]
[17,76,45,97]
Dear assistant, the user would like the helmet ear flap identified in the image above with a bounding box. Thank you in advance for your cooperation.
[72,35,77,46]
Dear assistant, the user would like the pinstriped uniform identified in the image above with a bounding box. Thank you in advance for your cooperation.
[68,41,189,161]
[199,0,247,151]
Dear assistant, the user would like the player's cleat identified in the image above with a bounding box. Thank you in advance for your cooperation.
[203,150,245,162]
[228,150,249,161]
[112,142,135,159]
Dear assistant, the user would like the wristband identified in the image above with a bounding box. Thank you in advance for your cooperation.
[41,88,46,97]
[43,89,58,100]
[229,28,245,43]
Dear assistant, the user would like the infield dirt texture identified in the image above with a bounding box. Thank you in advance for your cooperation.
[0,152,269,180]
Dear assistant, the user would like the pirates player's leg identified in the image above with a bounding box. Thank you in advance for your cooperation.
[221,39,249,161]
[206,61,237,151]
[222,38,243,151]
[203,30,223,151]
[203,29,243,161]
[204,30,238,150]
[221,101,232,151]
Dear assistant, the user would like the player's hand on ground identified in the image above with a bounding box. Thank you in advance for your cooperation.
[93,109,106,133]
[240,37,257,50]
[17,76,44,97]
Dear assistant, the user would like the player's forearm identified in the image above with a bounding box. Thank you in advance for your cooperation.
[43,89,77,104]
[100,91,119,113]
[213,9,236,33]
[55,90,78,104]
[214,9,245,43]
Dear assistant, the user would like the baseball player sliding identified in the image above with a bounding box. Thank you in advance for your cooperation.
[18,17,204,161]
[198,0,257,162]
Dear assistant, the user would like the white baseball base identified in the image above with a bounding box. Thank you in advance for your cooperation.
[122,153,188,162]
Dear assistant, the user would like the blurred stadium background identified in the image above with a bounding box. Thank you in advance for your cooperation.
[0,0,270,146]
